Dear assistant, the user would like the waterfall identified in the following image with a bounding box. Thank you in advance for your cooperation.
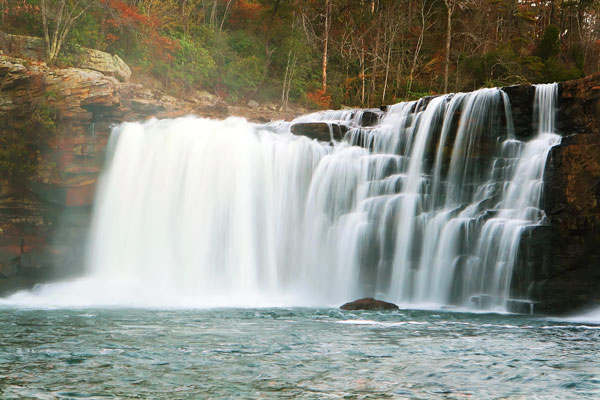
[2,85,561,310]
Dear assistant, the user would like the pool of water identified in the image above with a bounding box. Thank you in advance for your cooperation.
[0,307,599,398]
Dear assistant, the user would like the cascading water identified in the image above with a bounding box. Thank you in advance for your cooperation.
[1,85,561,310]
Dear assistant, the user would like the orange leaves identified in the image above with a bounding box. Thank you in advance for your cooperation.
[1,0,39,16]
[105,33,119,42]
[101,0,156,29]
[228,0,265,29]
[307,89,332,109]
[100,0,178,62]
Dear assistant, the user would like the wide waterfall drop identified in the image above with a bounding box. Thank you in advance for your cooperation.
[1,85,561,310]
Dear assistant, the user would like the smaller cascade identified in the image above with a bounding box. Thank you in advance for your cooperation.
[467,83,561,310]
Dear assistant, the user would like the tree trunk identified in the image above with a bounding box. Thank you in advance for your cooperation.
[361,41,366,105]
[322,0,331,92]
[382,41,392,104]
[443,0,453,94]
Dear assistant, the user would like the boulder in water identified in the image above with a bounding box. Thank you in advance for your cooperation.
[340,297,399,311]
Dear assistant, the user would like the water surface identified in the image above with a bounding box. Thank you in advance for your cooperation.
[1,307,598,398]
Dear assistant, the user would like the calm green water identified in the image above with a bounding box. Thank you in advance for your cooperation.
[0,307,598,399]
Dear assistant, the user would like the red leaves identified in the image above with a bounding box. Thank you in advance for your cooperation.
[1,0,39,16]
[101,0,153,28]
[307,89,332,109]
[229,0,265,29]
[100,0,178,62]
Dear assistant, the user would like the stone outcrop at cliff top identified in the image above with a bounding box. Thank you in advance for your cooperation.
[0,32,131,82]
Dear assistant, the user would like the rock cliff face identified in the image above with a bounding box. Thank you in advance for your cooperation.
[533,74,600,314]
[0,51,219,294]
[474,75,600,314]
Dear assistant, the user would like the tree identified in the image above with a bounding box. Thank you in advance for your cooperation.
[322,0,332,92]
[39,0,96,62]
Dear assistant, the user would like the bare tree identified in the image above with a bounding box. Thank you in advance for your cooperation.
[443,0,454,93]
[322,0,332,92]
[407,0,435,95]
[40,0,96,63]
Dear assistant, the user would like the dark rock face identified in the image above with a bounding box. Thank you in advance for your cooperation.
[494,75,600,314]
[358,110,380,127]
[291,122,347,142]
[528,73,600,314]
[502,84,535,139]
[340,297,399,311]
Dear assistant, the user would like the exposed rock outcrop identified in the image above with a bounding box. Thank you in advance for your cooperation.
[0,32,132,82]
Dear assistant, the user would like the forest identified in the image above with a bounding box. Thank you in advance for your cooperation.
[1,0,599,108]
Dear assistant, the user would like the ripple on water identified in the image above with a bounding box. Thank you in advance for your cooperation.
[0,308,598,398]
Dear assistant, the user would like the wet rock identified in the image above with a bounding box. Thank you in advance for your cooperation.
[340,297,399,311]
[247,100,259,108]
[505,299,539,315]
[0,253,17,279]
[501,84,535,140]
[523,73,600,314]
[359,110,380,127]
[291,122,347,142]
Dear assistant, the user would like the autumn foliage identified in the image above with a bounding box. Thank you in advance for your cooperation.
[0,0,39,17]
[100,0,178,62]
[1,0,599,107]
[307,89,332,109]
[228,0,265,29]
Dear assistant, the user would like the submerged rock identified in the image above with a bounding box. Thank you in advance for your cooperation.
[340,297,399,311]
